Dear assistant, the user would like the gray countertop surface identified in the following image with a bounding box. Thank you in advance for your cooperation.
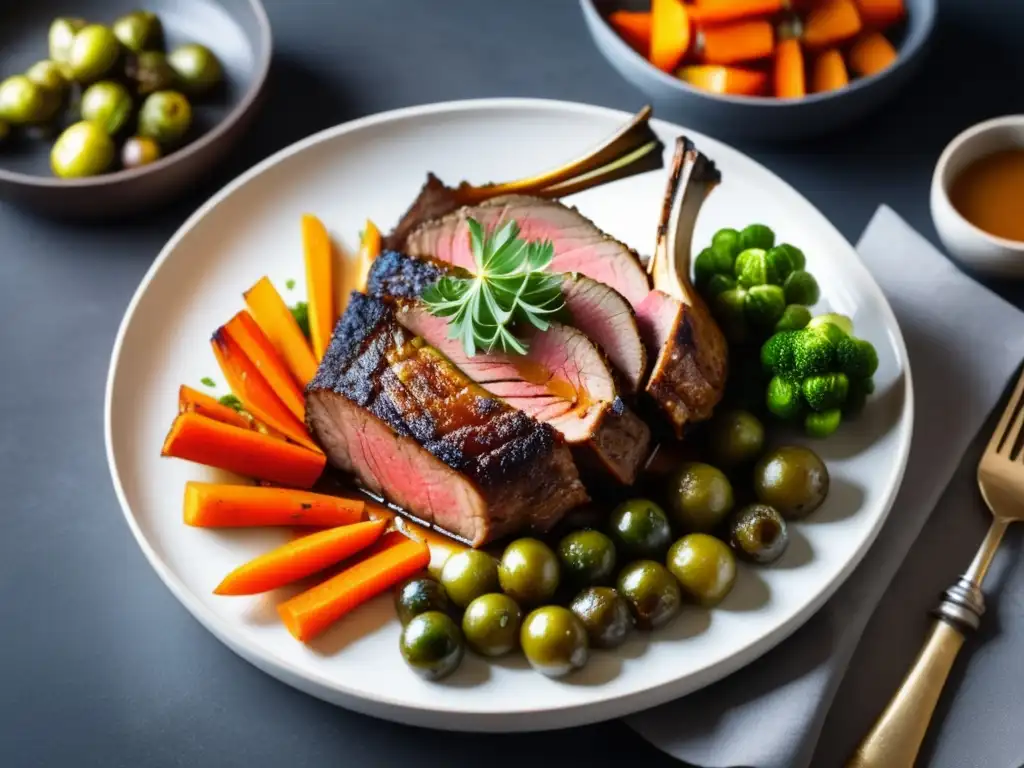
[4,1,1024,766]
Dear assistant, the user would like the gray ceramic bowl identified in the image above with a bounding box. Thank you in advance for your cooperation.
[580,0,936,141]
[0,0,271,219]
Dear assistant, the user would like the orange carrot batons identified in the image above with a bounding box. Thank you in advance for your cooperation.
[847,31,898,77]
[179,385,252,430]
[678,65,768,97]
[650,0,691,73]
[302,214,334,362]
[608,10,652,55]
[162,413,325,488]
[774,38,806,98]
[688,0,785,24]
[211,329,319,452]
[214,520,387,596]
[244,277,318,387]
[811,48,849,92]
[223,311,306,422]
[183,482,365,528]
[354,220,382,297]
[698,20,775,65]
[278,532,431,642]
[801,0,863,49]
[854,0,905,28]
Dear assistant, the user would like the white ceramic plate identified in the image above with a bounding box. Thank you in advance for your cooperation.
[105,99,913,732]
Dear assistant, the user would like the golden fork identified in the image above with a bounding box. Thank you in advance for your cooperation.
[847,366,1024,767]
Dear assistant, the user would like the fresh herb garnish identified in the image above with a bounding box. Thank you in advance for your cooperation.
[290,301,310,340]
[421,218,565,356]
[285,278,296,291]
[218,394,244,411]
[200,377,216,388]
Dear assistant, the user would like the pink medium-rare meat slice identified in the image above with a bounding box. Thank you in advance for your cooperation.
[402,194,652,310]
[305,293,588,546]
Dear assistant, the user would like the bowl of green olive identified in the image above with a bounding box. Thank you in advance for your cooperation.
[0,0,270,218]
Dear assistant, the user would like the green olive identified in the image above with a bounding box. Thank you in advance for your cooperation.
[462,593,522,657]
[126,51,178,96]
[666,462,735,533]
[25,60,68,96]
[68,24,121,83]
[121,136,162,169]
[138,90,192,146]
[439,550,499,609]
[709,409,765,467]
[667,534,737,607]
[616,560,682,630]
[728,503,789,564]
[112,11,164,53]
[168,43,224,95]
[608,498,673,559]
[394,576,449,625]
[49,18,87,66]
[557,529,616,587]
[50,121,115,178]
[569,587,633,649]
[0,76,51,125]
[81,81,133,135]
[498,538,560,607]
[399,611,464,681]
[753,446,829,519]
[520,606,589,678]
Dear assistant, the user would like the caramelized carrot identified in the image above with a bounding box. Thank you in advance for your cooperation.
[847,31,897,76]
[211,328,320,453]
[244,277,318,387]
[183,481,365,528]
[354,220,382,297]
[698,20,774,65]
[178,385,252,430]
[608,10,652,54]
[223,311,306,422]
[302,214,334,361]
[161,412,325,488]
[215,520,387,595]
[774,38,806,98]
[650,0,691,73]
[801,0,863,48]
[811,48,849,92]
[855,0,904,28]
[278,531,430,642]
[366,504,469,578]
[688,0,785,24]
[678,65,768,96]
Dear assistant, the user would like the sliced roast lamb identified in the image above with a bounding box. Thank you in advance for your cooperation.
[366,251,651,485]
[305,293,588,546]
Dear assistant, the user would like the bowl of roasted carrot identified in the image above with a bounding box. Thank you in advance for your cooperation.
[580,0,936,140]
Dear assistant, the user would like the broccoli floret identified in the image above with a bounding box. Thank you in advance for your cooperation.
[845,377,875,415]
[802,372,849,411]
[807,312,853,336]
[767,376,803,420]
[761,330,798,375]
[706,273,736,297]
[740,223,775,251]
[694,246,735,288]
[775,304,811,332]
[784,270,820,306]
[714,288,749,343]
[745,284,786,328]
[805,409,842,438]
[711,228,742,265]
[837,336,879,379]
[735,248,768,288]
[771,243,805,271]
[791,329,835,376]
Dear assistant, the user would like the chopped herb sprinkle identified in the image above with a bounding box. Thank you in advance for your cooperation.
[218,394,244,411]
[200,377,216,388]
[285,279,296,291]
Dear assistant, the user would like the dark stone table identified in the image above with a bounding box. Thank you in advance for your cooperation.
[4,1,1022,765]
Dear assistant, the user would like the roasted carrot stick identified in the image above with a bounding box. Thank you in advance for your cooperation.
[678,65,768,96]
[811,48,849,92]
[354,219,382,297]
[688,0,785,24]
[183,481,365,528]
[801,0,863,49]
[162,412,325,488]
[608,10,652,54]
[855,0,904,28]
[302,214,334,362]
[698,20,774,65]
[774,38,806,98]
[244,277,319,387]
[278,531,430,642]
[650,0,691,73]
[215,520,387,596]
[223,311,306,423]
[847,31,897,76]
[211,327,320,453]
[179,385,252,430]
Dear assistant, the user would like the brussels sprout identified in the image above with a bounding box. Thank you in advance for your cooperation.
[770,242,805,272]
[706,273,736,297]
[845,377,875,415]
[802,373,849,411]
[711,227,742,263]
[775,304,811,332]
[764,245,796,283]
[836,337,879,379]
[745,284,786,328]
[766,376,803,420]
[49,18,87,66]
[694,247,721,288]
[714,288,748,343]
[806,409,842,437]
[783,269,820,306]
[734,248,768,288]
[739,223,775,251]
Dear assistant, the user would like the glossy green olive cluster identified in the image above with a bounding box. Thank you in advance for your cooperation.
[0,12,225,178]
[394,423,830,682]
